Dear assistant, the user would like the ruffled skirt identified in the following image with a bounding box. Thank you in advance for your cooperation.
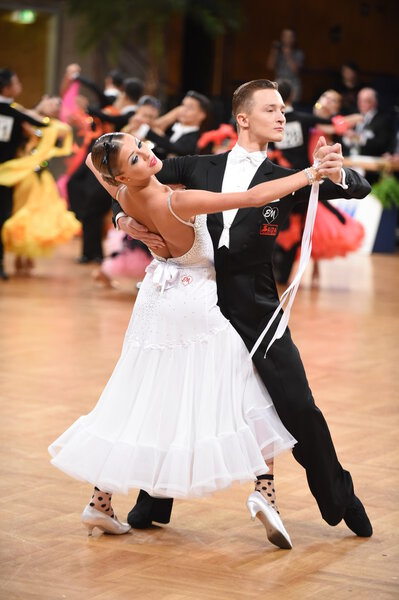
[49,263,295,498]
[2,170,81,258]
[276,204,365,260]
[312,203,365,259]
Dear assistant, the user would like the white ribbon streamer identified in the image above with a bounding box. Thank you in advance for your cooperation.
[250,181,320,359]
[146,260,180,294]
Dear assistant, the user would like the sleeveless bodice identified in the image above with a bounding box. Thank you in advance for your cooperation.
[151,213,214,269]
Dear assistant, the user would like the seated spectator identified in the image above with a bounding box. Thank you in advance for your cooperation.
[342,87,395,158]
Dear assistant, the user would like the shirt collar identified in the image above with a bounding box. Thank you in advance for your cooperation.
[171,123,199,135]
[104,87,120,97]
[363,108,377,122]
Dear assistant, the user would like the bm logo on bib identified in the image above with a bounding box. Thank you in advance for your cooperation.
[260,206,279,236]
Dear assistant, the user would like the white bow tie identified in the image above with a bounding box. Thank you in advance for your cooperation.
[231,146,267,168]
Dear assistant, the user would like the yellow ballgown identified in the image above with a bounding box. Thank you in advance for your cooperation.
[0,119,81,258]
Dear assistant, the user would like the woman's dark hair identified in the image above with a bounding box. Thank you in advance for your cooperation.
[185,90,211,114]
[91,132,125,187]
[138,95,162,111]
[0,68,15,93]
[108,69,125,89]
[123,78,144,103]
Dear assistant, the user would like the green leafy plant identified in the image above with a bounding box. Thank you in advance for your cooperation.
[371,175,399,209]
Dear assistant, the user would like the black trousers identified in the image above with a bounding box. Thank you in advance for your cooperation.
[248,327,354,525]
[0,185,13,264]
[68,164,111,261]
[81,213,104,260]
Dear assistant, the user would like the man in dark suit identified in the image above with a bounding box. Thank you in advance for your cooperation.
[68,77,144,263]
[0,68,48,280]
[342,87,395,182]
[112,80,372,539]
[87,77,144,131]
[135,90,210,159]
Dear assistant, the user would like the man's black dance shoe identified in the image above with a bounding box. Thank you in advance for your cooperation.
[343,496,372,537]
[127,490,173,529]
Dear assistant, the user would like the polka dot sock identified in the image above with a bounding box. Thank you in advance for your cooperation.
[89,487,115,519]
[255,474,280,515]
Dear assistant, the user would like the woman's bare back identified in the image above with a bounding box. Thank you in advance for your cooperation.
[117,185,196,259]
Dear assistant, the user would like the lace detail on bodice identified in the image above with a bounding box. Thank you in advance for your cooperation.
[151,213,214,268]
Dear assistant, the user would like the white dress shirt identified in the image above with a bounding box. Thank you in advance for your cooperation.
[218,144,267,248]
[169,123,199,143]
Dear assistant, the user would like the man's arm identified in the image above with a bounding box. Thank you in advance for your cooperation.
[87,107,132,130]
[361,114,395,156]
[153,106,181,133]
[76,75,109,107]
[292,166,371,204]
[146,130,198,156]
[287,140,371,204]
[11,105,49,128]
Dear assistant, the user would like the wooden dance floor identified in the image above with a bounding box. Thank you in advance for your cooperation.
[1,240,398,600]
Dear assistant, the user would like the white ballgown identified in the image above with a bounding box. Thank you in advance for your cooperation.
[49,196,295,498]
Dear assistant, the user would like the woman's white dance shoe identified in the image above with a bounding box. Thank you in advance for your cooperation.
[81,505,131,536]
[246,492,292,549]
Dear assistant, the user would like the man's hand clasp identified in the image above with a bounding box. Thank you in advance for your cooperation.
[313,136,344,185]
[118,216,166,250]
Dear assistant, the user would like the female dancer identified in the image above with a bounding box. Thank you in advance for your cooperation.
[49,132,323,548]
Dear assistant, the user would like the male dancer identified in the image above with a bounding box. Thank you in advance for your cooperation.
[112,80,372,538]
